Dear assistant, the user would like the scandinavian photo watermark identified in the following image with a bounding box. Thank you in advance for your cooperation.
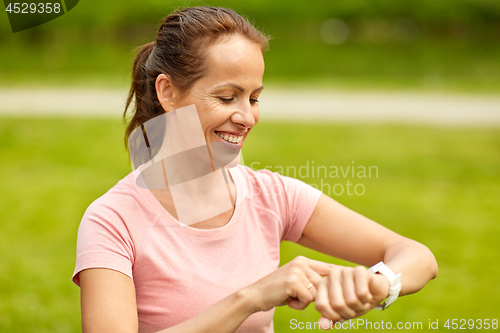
[250,160,379,196]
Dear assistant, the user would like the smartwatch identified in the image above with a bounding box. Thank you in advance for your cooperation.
[368,261,402,310]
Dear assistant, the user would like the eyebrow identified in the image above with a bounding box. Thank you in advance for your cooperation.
[215,83,264,93]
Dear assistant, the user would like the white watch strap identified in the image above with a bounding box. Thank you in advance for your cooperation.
[368,261,402,310]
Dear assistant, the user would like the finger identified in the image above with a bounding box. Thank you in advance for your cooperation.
[305,266,324,285]
[288,274,315,310]
[367,271,391,304]
[318,316,335,330]
[353,266,373,304]
[304,267,324,299]
[304,281,317,301]
[342,268,370,313]
[327,268,357,320]
[315,278,342,322]
[305,258,336,276]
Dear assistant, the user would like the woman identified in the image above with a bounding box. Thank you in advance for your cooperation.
[73,6,438,333]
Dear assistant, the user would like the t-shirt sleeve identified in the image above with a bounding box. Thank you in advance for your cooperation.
[72,199,135,286]
[277,174,323,242]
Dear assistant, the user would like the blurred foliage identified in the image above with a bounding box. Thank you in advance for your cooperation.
[0,0,500,91]
[0,116,499,331]
[3,0,500,35]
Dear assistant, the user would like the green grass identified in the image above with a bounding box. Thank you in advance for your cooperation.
[0,117,499,332]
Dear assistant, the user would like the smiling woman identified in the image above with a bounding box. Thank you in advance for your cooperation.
[72,6,438,333]
[122,7,268,149]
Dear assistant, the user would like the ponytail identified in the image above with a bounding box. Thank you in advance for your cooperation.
[123,41,160,150]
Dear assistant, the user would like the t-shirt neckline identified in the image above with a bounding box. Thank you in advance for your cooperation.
[132,166,243,237]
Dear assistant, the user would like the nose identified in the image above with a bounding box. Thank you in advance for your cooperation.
[230,101,258,128]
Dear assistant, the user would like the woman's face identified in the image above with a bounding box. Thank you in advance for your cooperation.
[160,34,265,149]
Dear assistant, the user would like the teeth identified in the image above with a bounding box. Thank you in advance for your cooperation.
[216,131,243,144]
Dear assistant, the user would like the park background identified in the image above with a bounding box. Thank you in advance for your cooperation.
[1,0,499,331]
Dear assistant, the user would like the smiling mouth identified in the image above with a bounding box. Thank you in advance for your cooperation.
[214,131,243,144]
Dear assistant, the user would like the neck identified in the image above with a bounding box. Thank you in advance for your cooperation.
[139,160,237,226]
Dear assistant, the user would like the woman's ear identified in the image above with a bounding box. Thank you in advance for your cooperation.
[155,74,176,112]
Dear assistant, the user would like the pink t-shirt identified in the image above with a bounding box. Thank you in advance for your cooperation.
[73,165,322,333]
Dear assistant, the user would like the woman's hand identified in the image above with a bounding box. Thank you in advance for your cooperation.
[314,265,390,328]
[244,256,334,313]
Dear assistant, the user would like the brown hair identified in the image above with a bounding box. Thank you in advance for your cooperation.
[123,6,270,149]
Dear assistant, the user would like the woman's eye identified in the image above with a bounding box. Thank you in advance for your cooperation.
[217,96,259,104]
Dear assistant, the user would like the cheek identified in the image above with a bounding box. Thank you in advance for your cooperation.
[195,98,218,124]
[253,108,260,124]
[198,102,228,133]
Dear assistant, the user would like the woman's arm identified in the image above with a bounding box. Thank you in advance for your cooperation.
[298,193,438,294]
[80,268,255,333]
[79,257,333,333]
[296,194,438,323]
